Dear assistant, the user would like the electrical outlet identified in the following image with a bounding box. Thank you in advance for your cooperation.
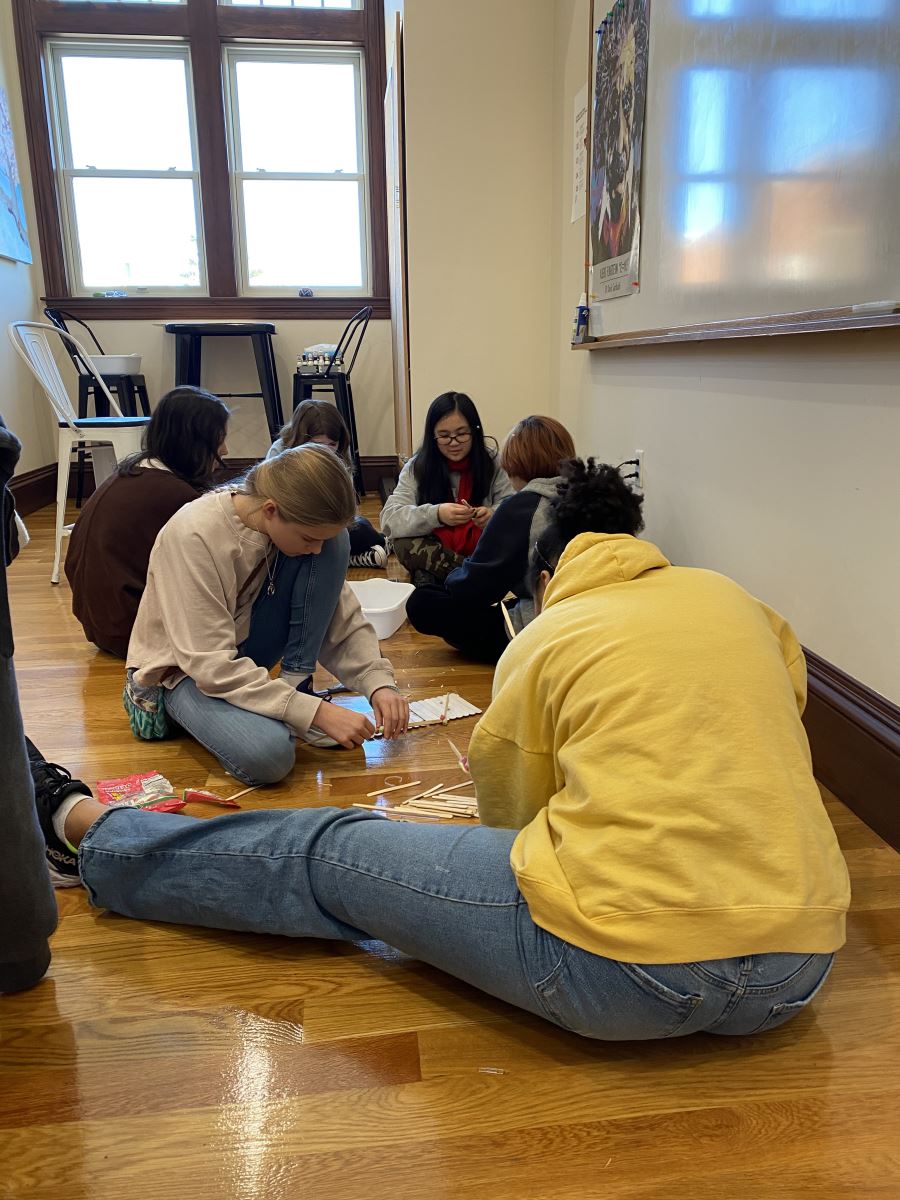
[633,449,644,491]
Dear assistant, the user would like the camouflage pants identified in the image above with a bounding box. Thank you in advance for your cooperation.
[391,536,464,585]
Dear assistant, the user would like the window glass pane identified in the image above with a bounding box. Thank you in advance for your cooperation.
[234,60,358,173]
[60,54,193,171]
[225,2,356,9]
[73,178,201,287]
[243,179,362,287]
[57,1,183,6]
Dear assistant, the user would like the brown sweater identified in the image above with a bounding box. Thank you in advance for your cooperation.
[66,467,200,657]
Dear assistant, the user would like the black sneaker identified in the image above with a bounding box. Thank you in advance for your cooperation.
[25,737,89,887]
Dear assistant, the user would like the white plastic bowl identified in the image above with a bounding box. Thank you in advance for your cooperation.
[88,353,142,375]
[348,578,415,641]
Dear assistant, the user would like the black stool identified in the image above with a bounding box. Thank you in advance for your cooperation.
[165,321,284,440]
[291,306,371,496]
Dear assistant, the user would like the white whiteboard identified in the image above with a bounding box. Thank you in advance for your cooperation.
[586,0,900,339]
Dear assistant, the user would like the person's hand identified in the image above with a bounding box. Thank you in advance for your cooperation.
[438,502,471,527]
[372,687,410,739]
[312,701,374,748]
[470,506,491,528]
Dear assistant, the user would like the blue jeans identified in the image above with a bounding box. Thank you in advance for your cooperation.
[164,531,349,785]
[79,805,835,1040]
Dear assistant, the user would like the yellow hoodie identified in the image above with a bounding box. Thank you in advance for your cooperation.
[468,533,850,965]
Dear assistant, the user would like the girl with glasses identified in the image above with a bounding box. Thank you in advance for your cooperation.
[380,391,514,586]
[405,415,576,661]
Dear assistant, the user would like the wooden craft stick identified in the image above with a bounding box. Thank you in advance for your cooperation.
[399,783,446,805]
[365,779,421,798]
[351,803,446,820]
[499,601,517,641]
[438,779,474,794]
[222,783,263,803]
[440,692,451,723]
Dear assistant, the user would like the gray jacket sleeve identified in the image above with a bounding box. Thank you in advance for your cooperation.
[489,465,516,508]
[379,457,442,540]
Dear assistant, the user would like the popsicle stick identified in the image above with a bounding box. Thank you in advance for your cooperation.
[438,780,475,794]
[440,692,451,724]
[365,779,421,798]
[499,601,516,641]
[351,803,447,820]
[222,783,263,803]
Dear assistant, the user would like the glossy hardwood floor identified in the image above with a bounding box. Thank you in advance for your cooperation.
[3,502,899,1200]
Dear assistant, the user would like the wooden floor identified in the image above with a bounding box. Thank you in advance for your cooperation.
[3,502,900,1200]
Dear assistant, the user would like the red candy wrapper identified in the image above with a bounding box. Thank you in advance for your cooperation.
[95,771,184,813]
[183,788,241,809]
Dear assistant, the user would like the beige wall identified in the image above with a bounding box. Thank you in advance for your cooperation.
[401,0,555,449]
[551,0,900,704]
[86,318,395,460]
[0,0,55,474]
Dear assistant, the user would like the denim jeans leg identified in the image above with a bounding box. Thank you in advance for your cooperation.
[239,531,349,677]
[281,529,349,675]
[164,677,295,785]
[78,806,571,1025]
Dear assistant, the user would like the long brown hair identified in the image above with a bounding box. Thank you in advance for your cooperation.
[278,400,350,464]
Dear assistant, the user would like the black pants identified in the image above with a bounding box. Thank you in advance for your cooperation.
[349,516,385,557]
[405,585,509,664]
[0,417,57,993]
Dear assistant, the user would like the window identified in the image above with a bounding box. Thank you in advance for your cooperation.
[47,42,205,293]
[11,0,387,318]
[224,47,369,294]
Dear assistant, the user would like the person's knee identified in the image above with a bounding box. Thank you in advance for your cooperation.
[404,585,444,634]
[229,726,295,785]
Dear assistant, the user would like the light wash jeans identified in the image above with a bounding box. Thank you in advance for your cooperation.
[79,804,835,1041]
[165,531,349,785]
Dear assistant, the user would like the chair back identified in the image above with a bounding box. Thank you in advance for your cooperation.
[44,307,106,377]
[7,321,123,430]
[326,306,373,379]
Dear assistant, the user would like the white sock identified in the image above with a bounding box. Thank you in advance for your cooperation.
[52,792,93,852]
[280,670,312,690]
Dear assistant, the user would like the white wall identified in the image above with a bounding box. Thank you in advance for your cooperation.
[401,0,555,448]
[551,0,900,704]
[0,0,55,474]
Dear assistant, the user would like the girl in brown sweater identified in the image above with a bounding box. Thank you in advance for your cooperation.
[65,386,229,657]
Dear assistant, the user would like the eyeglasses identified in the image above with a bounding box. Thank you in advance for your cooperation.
[533,542,555,577]
[435,430,473,446]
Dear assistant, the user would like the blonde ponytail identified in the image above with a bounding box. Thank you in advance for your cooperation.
[238,443,355,527]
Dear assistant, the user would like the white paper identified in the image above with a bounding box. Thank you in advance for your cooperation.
[571,83,589,224]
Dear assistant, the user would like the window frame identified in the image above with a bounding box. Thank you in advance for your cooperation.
[11,0,389,319]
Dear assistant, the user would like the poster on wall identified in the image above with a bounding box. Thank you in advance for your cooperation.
[0,85,32,265]
[588,0,649,302]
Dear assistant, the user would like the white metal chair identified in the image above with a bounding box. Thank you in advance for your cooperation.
[8,320,150,584]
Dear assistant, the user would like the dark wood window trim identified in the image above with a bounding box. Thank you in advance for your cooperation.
[12,0,389,320]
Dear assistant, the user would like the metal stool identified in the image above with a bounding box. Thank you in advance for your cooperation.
[291,306,371,496]
[165,321,284,440]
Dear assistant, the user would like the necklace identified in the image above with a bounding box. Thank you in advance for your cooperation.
[263,542,280,596]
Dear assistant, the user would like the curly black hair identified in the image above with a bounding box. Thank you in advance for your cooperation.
[530,458,644,590]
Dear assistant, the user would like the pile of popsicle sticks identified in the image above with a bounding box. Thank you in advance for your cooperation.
[406,693,481,728]
[352,778,478,821]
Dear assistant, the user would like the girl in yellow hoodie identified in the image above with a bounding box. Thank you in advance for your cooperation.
[39,461,849,1040]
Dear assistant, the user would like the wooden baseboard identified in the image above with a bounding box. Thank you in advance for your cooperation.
[803,649,900,851]
[9,454,402,517]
